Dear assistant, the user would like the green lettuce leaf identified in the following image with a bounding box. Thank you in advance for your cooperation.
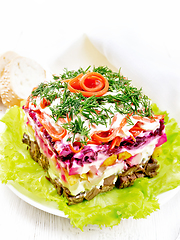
[0,105,180,230]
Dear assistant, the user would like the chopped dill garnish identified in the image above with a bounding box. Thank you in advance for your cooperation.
[30,66,153,141]
[50,92,112,126]
[31,80,66,103]
[62,116,91,145]
[60,66,91,80]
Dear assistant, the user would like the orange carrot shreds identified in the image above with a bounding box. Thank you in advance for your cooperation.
[115,136,122,146]
[110,113,118,127]
[68,72,109,97]
[130,134,136,142]
[32,86,38,92]
[132,115,155,123]
[118,117,127,132]
[66,114,72,123]
[87,140,102,145]
[95,109,101,114]
[37,112,67,141]
[40,98,51,109]
[132,115,165,124]
[24,95,38,109]
[109,138,116,150]
[132,115,143,120]
[109,137,117,150]
[69,143,84,153]
[80,72,105,92]
[117,113,133,132]
[60,79,71,83]
[57,117,67,124]
[24,96,30,109]
[109,138,117,150]
[91,115,130,145]
[153,114,165,120]
[39,126,44,132]
[109,136,122,150]
[68,73,84,92]
[127,112,133,118]
[61,73,84,83]
[91,128,119,143]
[129,121,144,137]
[24,86,39,109]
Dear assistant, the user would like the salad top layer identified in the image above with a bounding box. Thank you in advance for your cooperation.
[23,66,165,171]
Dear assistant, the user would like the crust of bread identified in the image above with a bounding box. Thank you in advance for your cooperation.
[0,56,46,107]
[0,51,19,78]
[0,62,23,107]
[0,51,19,97]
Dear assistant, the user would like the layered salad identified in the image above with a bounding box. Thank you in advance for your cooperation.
[22,66,167,205]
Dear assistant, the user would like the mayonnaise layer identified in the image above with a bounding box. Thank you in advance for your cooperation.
[47,138,158,196]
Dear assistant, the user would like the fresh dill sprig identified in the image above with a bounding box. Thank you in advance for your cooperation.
[31,80,66,103]
[60,66,91,80]
[50,92,112,126]
[62,116,91,144]
[93,66,130,92]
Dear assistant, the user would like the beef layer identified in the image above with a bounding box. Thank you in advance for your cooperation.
[22,133,159,205]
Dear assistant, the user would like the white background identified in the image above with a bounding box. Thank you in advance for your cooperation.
[0,1,180,239]
[1,0,180,64]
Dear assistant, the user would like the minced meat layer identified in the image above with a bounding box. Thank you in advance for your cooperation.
[22,133,159,205]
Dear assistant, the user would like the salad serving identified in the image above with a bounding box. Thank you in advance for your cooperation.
[0,66,180,229]
[22,66,166,205]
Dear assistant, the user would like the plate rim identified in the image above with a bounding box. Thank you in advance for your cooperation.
[7,182,67,218]
[7,181,180,219]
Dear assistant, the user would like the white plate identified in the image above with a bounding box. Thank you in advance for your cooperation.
[7,182,67,218]
[7,181,180,219]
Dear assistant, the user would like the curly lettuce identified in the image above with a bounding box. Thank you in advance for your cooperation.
[0,105,180,230]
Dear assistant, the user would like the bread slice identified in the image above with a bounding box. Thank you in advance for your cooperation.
[0,51,19,78]
[0,56,46,107]
[0,51,19,95]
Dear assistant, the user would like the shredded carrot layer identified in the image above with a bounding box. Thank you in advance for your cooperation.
[109,136,122,150]
[37,112,67,141]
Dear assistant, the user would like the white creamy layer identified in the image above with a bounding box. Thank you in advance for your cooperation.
[47,138,158,196]
[36,95,160,144]
[52,135,160,176]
